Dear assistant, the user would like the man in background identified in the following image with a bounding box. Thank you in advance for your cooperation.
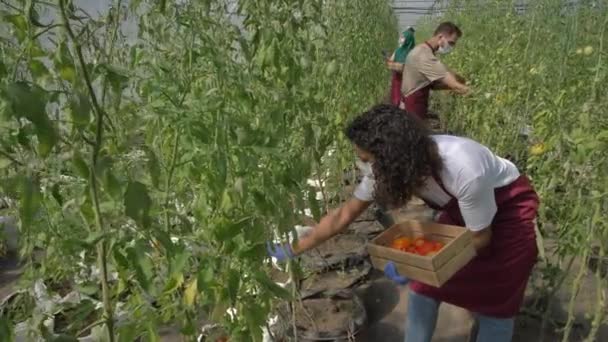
[401,22,469,121]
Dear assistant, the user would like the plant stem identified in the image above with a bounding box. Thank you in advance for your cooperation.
[0,150,24,166]
[315,162,329,213]
[164,131,179,232]
[585,248,606,342]
[58,1,114,341]
[288,259,299,342]
[539,255,575,342]
[561,218,594,342]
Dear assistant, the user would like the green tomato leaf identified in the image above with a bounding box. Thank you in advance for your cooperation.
[214,216,250,242]
[0,316,13,342]
[72,152,89,179]
[163,273,184,294]
[325,59,337,76]
[19,177,41,229]
[51,334,79,342]
[153,230,175,255]
[198,264,215,286]
[84,231,107,246]
[118,323,139,342]
[51,183,64,205]
[255,272,290,299]
[59,65,76,83]
[102,171,122,200]
[29,59,49,79]
[100,64,129,94]
[127,244,153,291]
[0,61,7,79]
[3,82,57,156]
[183,278,197,307]
[170,249,190,276]
[75,283,99,296]
[0,157,11,169]
[227,269,240,303]
[5,14,27,41]
[145,148,161,188]
[124,181,152,227]
[146,323,160,342]
[307,186,321,221]
[113,248,130,272]
[69,92,91,128]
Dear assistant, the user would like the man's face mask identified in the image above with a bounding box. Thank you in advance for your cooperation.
[437,35,456,55]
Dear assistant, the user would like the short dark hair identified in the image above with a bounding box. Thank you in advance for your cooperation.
[434,22,462,37]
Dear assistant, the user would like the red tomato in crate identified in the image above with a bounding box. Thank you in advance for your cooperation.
[391,237,411,250]
[406,246,417,254]
[416,241,435,256]
[414,237,425,247]
[433,242,445,251]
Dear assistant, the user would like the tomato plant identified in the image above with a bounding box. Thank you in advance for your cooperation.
[0,0,397,340]
[420,0,608,340]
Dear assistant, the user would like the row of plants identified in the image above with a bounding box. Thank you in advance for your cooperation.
[0,0,397,340]
[421,0,607,340]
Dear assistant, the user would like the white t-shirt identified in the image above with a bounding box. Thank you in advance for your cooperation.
[353,135,520,231]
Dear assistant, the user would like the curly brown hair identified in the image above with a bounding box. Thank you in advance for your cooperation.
[345,104,443,208]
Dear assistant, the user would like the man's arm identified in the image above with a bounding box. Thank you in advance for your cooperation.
[438,72,470,94]
[454,72,467,84]
[292,197,371,255]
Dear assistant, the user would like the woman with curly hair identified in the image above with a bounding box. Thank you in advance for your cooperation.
[268,104,539,342]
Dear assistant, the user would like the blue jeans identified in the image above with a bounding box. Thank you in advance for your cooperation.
[405,291,514,342]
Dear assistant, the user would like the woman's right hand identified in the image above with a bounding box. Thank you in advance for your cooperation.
[384,261,409,285]
[266,242,295,262]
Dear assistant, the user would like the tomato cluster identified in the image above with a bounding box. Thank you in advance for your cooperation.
[390,237,444,256]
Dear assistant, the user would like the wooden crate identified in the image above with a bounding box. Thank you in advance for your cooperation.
[367,220,476,287]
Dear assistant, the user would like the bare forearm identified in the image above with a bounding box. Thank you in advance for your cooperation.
[441,72,470,95]
[455,73,466,84]
[292,198,370,255]
[472,227,492,251]
[292,209,344,255]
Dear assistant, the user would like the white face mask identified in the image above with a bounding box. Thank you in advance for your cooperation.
[437,38,454,55]
[437,43,453,55]
[355,159,374,177]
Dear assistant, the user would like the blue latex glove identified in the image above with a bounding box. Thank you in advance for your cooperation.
[384,261,409,285]
[266,242,295,262]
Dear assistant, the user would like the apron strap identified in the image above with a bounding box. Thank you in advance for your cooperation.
[419,170,456,210]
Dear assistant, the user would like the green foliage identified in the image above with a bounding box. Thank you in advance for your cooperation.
[421,0,608,339]
[0,0,396,340]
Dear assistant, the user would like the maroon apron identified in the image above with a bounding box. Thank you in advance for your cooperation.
[410,175,539,318]
[390,71,403,106]
[403,86,430,121]
[402,42,435,121]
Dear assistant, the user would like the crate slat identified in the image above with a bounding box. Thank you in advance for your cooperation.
[367,220,477,286]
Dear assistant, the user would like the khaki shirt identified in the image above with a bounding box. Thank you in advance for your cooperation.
[401,43,448,97]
